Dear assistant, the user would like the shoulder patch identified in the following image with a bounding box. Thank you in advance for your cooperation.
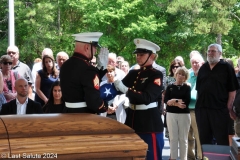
[93,75,100,90]
[154,78,161,86]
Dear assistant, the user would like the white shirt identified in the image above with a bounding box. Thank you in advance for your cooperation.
[31,62,42,88]
[16,98,28,115]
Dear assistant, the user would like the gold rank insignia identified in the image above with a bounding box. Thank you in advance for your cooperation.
[93,75,100,90]
[137,39,140,44]
[154,78,161,86]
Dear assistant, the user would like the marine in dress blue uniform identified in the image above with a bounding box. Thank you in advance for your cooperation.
[114,39,164,160]
[60,32,109,113]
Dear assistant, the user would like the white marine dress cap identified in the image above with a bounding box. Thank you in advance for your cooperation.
[72,32,103,47]
[133,38,160,54]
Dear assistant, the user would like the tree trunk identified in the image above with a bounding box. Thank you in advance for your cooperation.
[216,34,222,45]
[58,0,61,36]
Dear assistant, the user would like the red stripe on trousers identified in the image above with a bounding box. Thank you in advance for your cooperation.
[151,133,158,160]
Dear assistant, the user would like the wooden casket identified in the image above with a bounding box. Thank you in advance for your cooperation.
[231,137,240,160]
[0,113,147,159]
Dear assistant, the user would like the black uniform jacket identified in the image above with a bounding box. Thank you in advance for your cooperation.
[0,98,43,115]
[153,62,166,113]
[122,65,164,133]
[60,52,108,113]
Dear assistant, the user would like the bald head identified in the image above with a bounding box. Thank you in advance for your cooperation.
[15,77,28,86]
[15,78,29,97]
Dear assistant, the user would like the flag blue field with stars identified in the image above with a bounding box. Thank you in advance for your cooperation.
[100,82,118,104]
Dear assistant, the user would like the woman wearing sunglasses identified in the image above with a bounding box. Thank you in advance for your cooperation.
[0,70,6,111]
[0,55,20,102]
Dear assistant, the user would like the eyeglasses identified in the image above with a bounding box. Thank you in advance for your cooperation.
[7,51,17,55]
[172,66,179,69]
[3,62,13,65]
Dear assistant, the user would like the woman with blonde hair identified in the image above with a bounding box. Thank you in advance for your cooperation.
[164,66,191,160]
[35,55,59,106]
[0,55,20,102]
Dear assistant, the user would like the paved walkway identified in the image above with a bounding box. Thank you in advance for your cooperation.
[162,115,171,160]
[162,136,170,160]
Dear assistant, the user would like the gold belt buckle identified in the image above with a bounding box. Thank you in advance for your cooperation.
[131,104,136,110]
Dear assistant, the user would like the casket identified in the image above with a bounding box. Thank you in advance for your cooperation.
[0,113,147,159]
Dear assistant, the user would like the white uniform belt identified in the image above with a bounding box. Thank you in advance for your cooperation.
[130,102,157,110]
[65,102,87,108]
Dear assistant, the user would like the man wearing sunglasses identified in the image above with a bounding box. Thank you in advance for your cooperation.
[60,32,113,114]
[6,46,34,100]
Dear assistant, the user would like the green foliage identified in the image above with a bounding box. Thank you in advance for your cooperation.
[167,0,237,35]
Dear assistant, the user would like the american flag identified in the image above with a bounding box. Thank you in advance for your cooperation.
[100,82,118,104]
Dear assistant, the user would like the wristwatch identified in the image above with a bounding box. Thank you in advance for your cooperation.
[175,99,178,103]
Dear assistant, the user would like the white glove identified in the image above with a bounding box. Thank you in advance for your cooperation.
[97,47,109,70]
[114,80,128,94]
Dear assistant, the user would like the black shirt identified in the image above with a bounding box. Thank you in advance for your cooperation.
[60,52,108,113]
[164,83,191,113]
[122,65,164,133]
[43,103,65,113]
[196,60,239,109]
